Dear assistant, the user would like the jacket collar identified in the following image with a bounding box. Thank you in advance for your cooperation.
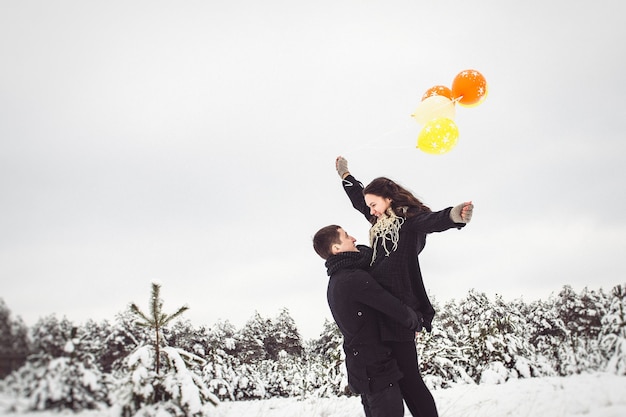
[324,245,373,276]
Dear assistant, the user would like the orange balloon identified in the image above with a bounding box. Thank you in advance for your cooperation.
[421,85,453,101]
[451,69,487,106]
[458,84,489,108]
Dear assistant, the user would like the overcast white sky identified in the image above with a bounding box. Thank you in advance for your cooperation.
[2,0,625,340]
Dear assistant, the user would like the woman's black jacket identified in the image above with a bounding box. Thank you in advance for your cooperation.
[341,174,465,341]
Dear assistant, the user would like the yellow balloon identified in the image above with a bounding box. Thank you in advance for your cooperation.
[411,95,455,125]
[416,117,459,154]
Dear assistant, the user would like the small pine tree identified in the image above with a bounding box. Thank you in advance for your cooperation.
[129,283,189,382]
[235,311,269,364]
[230,363,266,400]
[201,346,239,401]
[257,354,306,398]
[200,320,241,401]
[207,319,238,358]
[167,320,211,357]
[29,315,75,358]
[4,325,109,412]
[102,309,153,374]
[555,285,607,373]
[0,299,29,378]
[456,290,537,383]
[266,308,304,360]
[111,282,218,417]
[525,297,569,376]
[421,299,474,389]
[308,319,349,397]
[600,284,626,375]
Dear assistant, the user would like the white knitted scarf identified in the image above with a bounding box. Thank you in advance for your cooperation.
[369,208,405,264]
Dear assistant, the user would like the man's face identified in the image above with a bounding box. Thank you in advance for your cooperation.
[333,228,358,254]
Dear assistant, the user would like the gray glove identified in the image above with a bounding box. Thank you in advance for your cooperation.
[335,156,349,179]
[450,202,473,223]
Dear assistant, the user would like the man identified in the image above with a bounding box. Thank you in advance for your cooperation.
[313,225,423,417]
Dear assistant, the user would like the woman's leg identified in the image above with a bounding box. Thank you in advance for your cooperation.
[388,341,438,417]
[360,394,372,417]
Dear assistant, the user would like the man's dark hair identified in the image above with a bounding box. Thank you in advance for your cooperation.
[313,225,341,260]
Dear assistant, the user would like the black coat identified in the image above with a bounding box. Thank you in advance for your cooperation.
[325,247,420,394]
[342,174,465,341]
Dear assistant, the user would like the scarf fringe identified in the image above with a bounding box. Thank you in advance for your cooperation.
[369,208,404,264]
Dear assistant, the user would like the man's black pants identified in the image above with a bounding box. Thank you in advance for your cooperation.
[361,382,404,417]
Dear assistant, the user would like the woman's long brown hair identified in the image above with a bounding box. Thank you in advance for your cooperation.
[363,177,431,223]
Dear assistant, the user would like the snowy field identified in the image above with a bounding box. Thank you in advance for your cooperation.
[1,372,625,417]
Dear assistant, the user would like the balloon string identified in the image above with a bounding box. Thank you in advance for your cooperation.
[334,94,466,152]
[351,119,416,151]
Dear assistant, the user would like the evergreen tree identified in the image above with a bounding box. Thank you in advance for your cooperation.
[129,283,189,380]
[167,319,210,358]
[230,362,266,400]
[78,319,117,374]
[498,297,539,379]
[29,315,75,358]
[4,325,109,412]
[200,319,266,401]
[455,290,494,381]
[421,299,474,388]
[102,308,153,374]
[236,311,269,363]
[456,290,536,383]
[206,319,238,358]
[299,344,340,398]
[600,283,626,375]
[0,299,29,378]
[266,308,303,360]
[111,282,218,417]
[555,285,606,373]
[308,319,348,396]
[257,354,305,398]
[201,345,239,401]
[522,297,564,376]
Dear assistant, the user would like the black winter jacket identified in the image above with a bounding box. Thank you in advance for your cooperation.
[342,174,465,341]
[325,246,421,394]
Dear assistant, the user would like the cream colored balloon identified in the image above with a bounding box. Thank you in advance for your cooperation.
[411,95,456,125]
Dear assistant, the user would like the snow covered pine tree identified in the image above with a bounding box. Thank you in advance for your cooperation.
[110,282,219,417]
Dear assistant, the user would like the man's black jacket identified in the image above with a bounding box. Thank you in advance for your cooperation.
[326,247,421,394]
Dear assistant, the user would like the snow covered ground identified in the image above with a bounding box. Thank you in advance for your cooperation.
[1,372,625,417]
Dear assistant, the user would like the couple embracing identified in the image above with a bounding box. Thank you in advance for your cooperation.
[313,156,473,417]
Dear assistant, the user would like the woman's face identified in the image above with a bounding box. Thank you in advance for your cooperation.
[364,194,392,218]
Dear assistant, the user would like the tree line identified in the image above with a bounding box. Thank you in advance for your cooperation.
[0,282,625,416]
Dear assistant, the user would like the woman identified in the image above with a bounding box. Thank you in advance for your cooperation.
[335,156,473,417]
